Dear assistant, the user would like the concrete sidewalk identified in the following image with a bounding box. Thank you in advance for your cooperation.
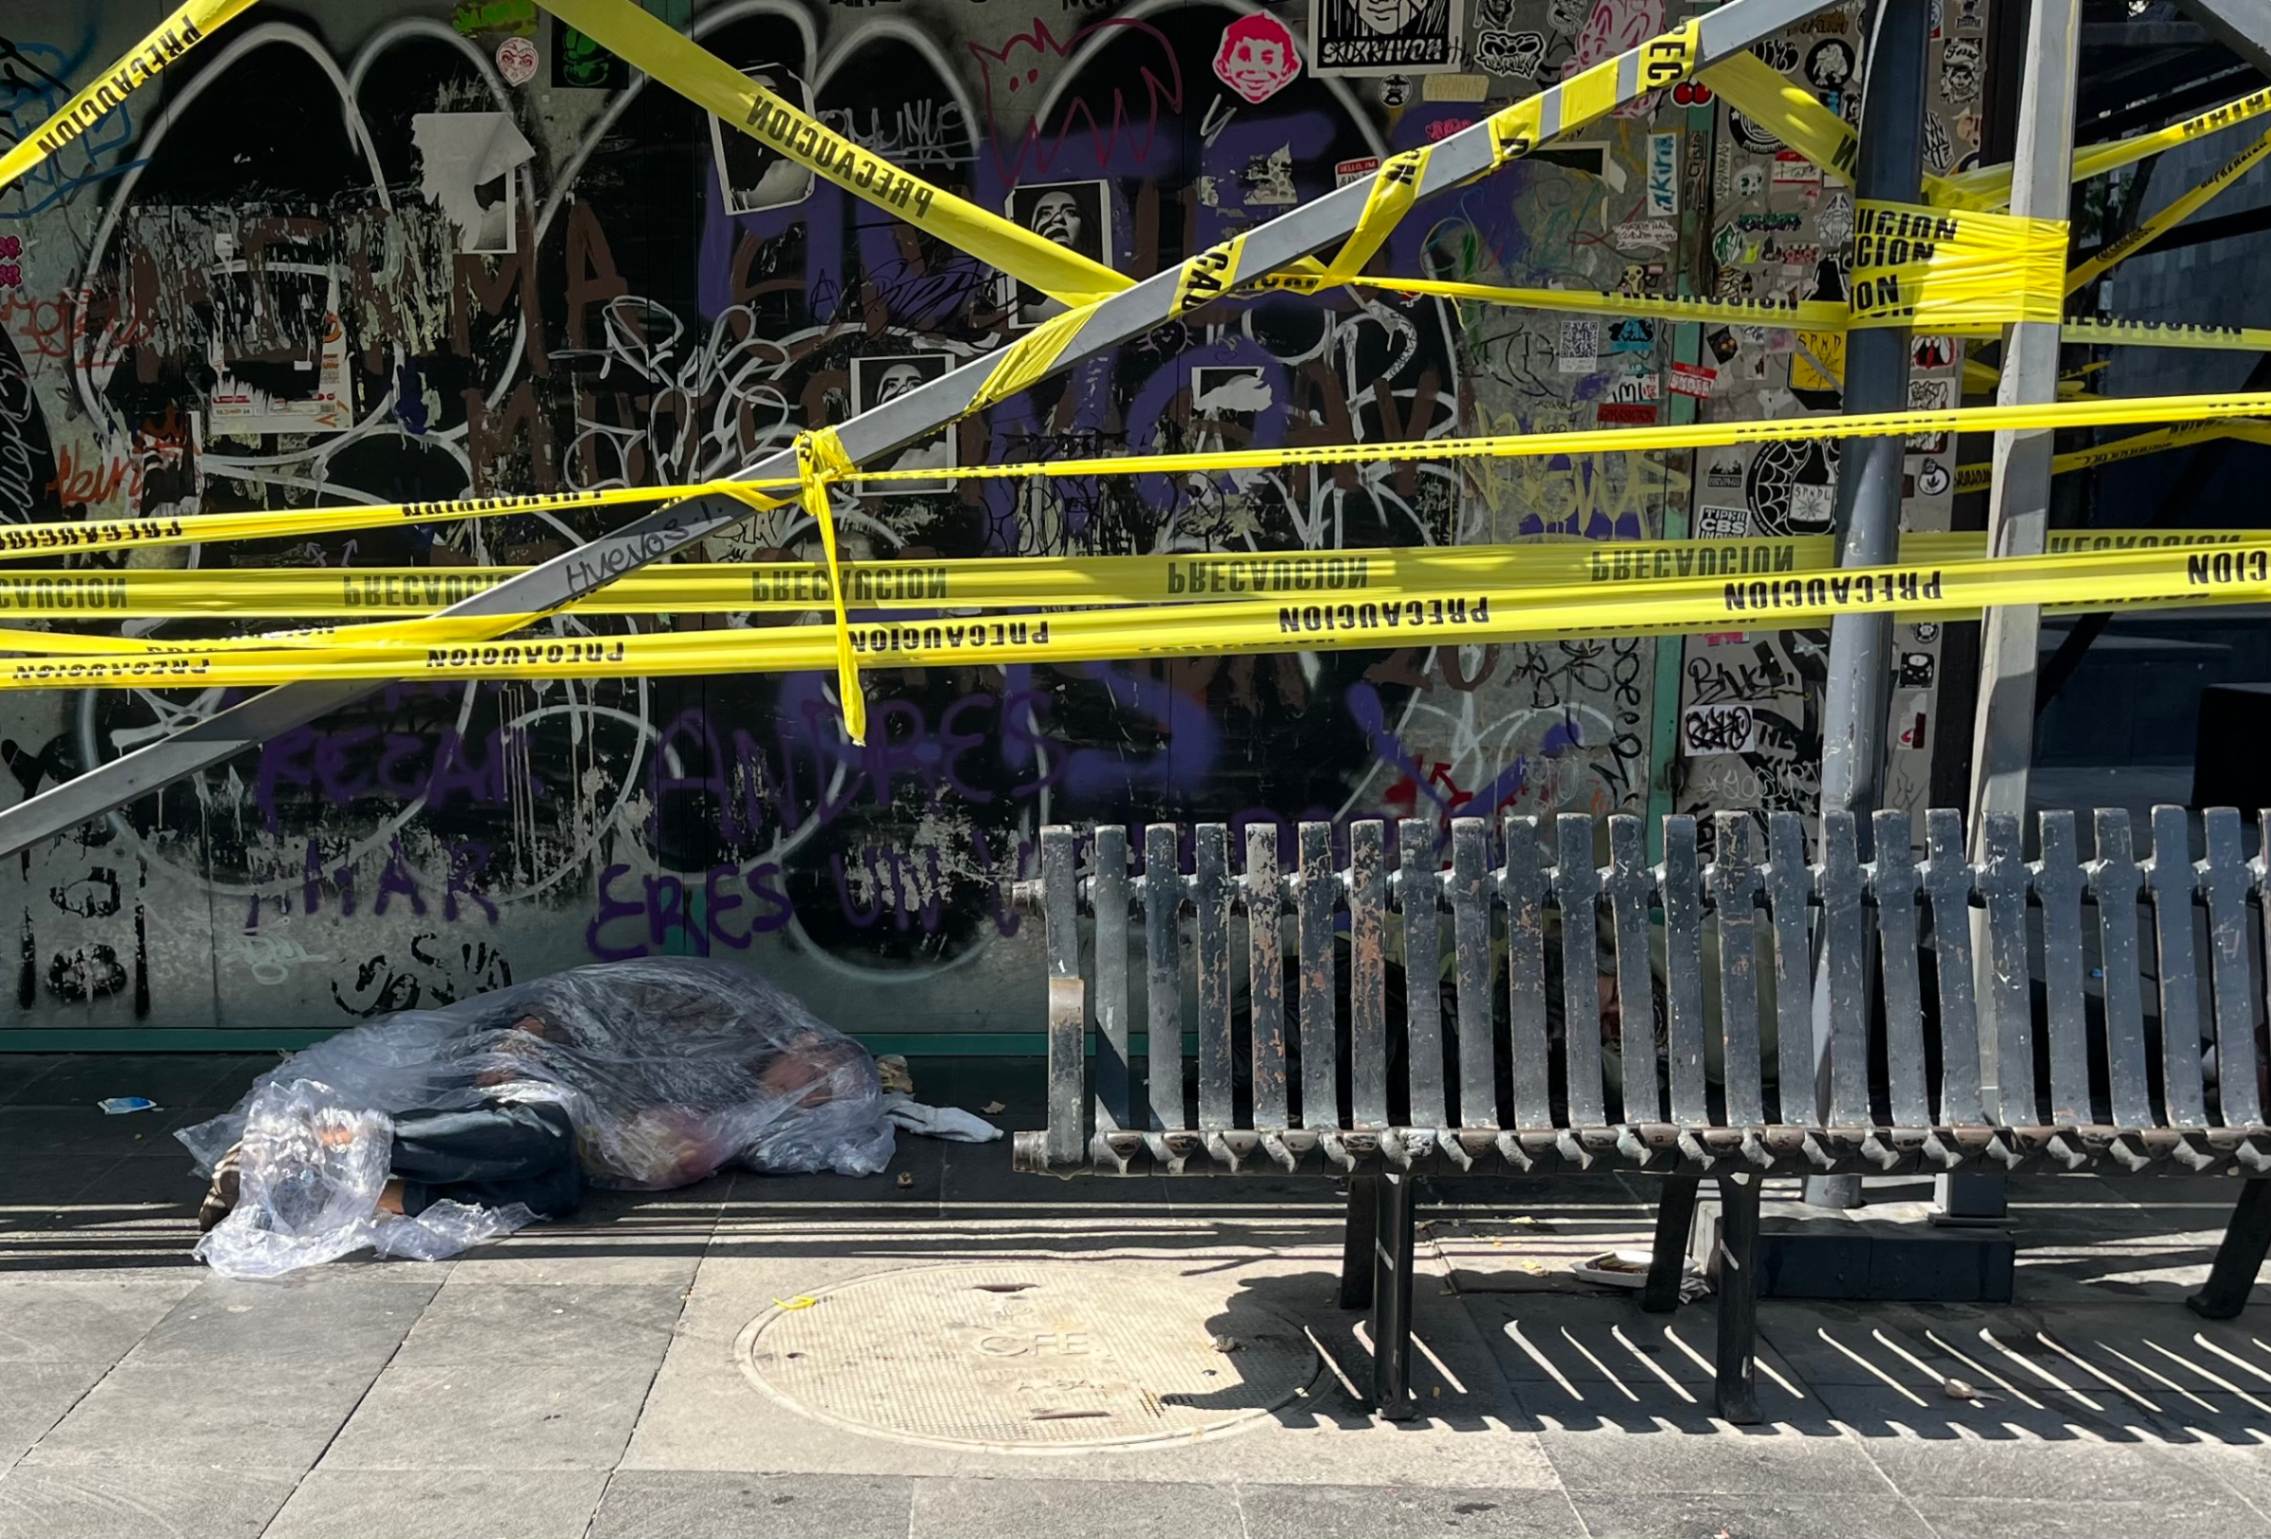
[1,1054,2268,1539]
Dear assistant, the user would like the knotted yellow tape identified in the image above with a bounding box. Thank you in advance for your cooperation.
[794,428,865,744]
[1320,149,1433,285]
[1849,201,2068,330]
[973,303,1101,412]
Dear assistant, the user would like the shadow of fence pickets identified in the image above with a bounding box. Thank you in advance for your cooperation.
[1017,805,2271,1178]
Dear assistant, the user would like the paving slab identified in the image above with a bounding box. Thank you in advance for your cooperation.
[393,1281,686,1370]
[128,1274,441,1369]
[0,1462,298,1539]
[319,1358,658,1471]
[1910,1495,2271,1539]
[1524,1393,1892,1494]
[1234,1481,1588,1539]
[1815,1385,2230,1504]
[909,1477,1243,1539]
[590,1471,914,1539]
[0,1363,109,1467]
[0,1278,198,1362]
[2,1056,254,1112]
[22,1358,376,1470]
[261,1467,610,1539]
[1564,1487,1938,1539]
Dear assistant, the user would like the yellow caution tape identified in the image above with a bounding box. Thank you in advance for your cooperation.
[1849,201,2068,330]
[2068,126,2271,293]
[0,480,795,563]
[793,429,863,744]
[1485,22,1701,168]
[8,530,2254,622]
[1322,151,1432,283]
[4,393,2269,569]
[1698,50,1972,206]
[1271,273,2271,354]
[1950,420,2270,495]
[1941,84,2271,208]
[530,0,1127,309]
[0,0,258,197]
[12,541,2271,691]
[848,389,2271,485]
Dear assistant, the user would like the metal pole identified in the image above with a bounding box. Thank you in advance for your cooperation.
[1944,0,2081,1223]
[1803,0,1930,1210]
[0,0,1843,858]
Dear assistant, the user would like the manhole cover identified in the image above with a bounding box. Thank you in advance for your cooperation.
[736,1262,1320,1451]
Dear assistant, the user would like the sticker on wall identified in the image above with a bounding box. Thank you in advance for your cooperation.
[1606,318,1655,355]
[1912,335,1955,371]
[454,0,537,37]
[1897,651,1936,688]
[1557,317,1600,373]
[495,36,539,88]
[1311,0,1463,77]
[851,355,955,496]
[1706,326,1742,365]
[1745,437,1839,535]
[1914,459,1951,497]
[1906,377,1953,452]
[1214,15,1303,105]
[1613,219,1676,253]
[1474,29,1545,77]
[1334,156,1381,185]
[1805,38,1856,93]
[1669,360,1717,398]
[1005,181,1110,328]
[411,112,535,254]
[1895,692,1930,751]
[1773,151,1822,189]
[1191,366,1271,419]
[0,234,21,291]
[1695,504,1752,540]
[1682,702,1765,758]
[1941,37,1983,102]
[711,67,818,216]
[1647,133,1679,215]
[1751,39,1800,73]
[553,17,628,90]
[1597,403,1657,424]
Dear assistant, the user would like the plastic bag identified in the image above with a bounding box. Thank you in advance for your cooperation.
[194,1078,539,1279]
[181,958,895,1194]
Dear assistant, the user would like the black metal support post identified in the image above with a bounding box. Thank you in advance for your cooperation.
[1371,1172,1418,1420]
[1643,1176,1703,1313]
[1806,0,1931,1210]
[2188,1181,2271,1319]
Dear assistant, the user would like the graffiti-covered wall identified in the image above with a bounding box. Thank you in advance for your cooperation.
[0,0,1982,1039]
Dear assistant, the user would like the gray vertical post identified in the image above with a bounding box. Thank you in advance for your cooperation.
[1804,0,1930,1209]
[1942,0,2080,1224]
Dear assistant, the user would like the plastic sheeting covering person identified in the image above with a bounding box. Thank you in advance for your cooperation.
[180,958,899,1277]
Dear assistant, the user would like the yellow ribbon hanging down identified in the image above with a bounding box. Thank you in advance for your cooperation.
[1847,201,2069,330]
[531,0,1126,310]
[793,428,866,744]
[1699,50,1960,206]
[0,0,260,197]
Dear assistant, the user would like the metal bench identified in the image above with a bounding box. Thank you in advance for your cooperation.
[1012,806,2271,1422]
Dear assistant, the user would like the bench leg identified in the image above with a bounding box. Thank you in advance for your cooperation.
[1643,1176,1702,1314]
[2188,1179,2271,1320]
[1340,1176,1380,1309]
[1713,1172,1763,1425]
[1371,1170,1418,1421]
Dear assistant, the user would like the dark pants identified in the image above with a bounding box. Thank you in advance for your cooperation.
[393,1100,584,1220]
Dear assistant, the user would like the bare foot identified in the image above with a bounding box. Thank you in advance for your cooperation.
[377,1179,407,1217]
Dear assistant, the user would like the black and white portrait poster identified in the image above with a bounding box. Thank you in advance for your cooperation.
[850,354,955,495]
[1311,0,1462,76]
[1004,180,1109,328]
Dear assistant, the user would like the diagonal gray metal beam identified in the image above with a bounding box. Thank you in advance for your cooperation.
[2175,0,2271,79]
[0,0,1838,858]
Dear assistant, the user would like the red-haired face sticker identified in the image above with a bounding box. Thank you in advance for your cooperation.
[1214,15,1302,104]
